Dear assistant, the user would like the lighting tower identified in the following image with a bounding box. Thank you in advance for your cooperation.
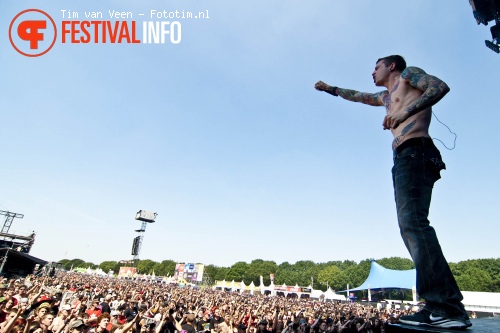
[0,210,24,236]
[131,210,157,261]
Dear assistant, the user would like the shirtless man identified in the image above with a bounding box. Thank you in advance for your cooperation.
[315,55,471,330]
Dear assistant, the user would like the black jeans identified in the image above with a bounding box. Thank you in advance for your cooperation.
[392,138,467,318]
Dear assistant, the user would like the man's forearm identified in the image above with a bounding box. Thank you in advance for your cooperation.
[405,80,450,115]
[337,88,385,106]
[324,85,339,96]
[316,80,385,106]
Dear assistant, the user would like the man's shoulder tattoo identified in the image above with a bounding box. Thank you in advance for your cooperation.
[401,67,426,79]
[401,67,429,87]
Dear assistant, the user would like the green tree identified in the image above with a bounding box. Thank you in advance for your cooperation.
[67,259,87,270]
[57,258,96,270]
[137,259,158,274]
[84,262,97,269]
[99,261,120,274]
[214,267,230,281]
[455,267,493,292]
[247,259,277,286]
[377,257,414,270]
[344,259,371,290]
[275,262,299,286]
[454,259,500,291]
[340,260,358,270]
[318,265,346,291]
[59,259,71,270]
[153,260,176,277]
[226,262,250,283]
[203,265,219,282]
[292,260,320,287]
[56,256,500,294]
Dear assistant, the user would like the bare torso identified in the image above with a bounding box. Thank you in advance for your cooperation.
[383,75,431,150]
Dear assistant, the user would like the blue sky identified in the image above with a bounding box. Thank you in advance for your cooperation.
[1,1,499,268]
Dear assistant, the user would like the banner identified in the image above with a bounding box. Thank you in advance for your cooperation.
[174,263,204,282]
[118,267,137,277]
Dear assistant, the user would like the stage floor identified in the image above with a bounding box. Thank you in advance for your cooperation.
[385,316,500,333]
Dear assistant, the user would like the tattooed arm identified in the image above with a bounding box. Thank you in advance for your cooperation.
[337,88,387,106]
[314,80,387,106]
[401,66,450,115]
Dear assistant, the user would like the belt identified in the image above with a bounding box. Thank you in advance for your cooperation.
[395,137,434,155]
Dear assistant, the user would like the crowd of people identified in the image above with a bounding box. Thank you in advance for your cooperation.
[0,271,421,333]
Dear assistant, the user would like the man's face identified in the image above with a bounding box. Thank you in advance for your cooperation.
[42,315,55,326]
[99,318,110,328]
[372,60,391,87]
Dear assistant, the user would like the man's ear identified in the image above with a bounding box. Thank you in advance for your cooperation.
[389,62,396,72]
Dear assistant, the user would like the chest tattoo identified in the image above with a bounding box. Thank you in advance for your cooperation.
[384,81,400,113]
